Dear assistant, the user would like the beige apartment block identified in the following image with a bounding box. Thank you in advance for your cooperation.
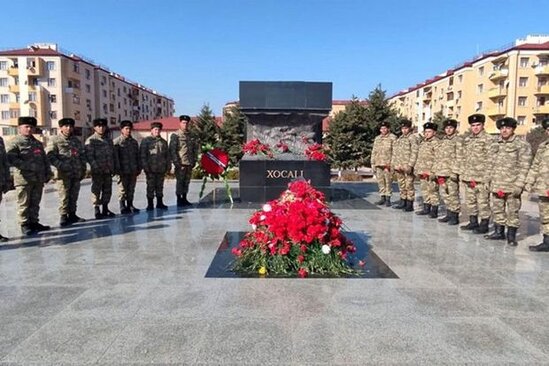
[389,35,549,135]
[0,43,174,142]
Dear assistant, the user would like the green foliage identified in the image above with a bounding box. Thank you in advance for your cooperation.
[219,105,247,165]
[526,126,548,155]
[364,84,400,133]
[225,168,240,180]
[191,104,219,147]
[431,111,446,137]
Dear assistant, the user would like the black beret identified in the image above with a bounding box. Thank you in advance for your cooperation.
[379,121,390,129]
[151,122,163,130]
[542,118,549,129]
[179,115,191,122]
[423,122,438,131]
[496,117,517,129]
[468,114,486,124]
[58,118,75,127]
[18,116,37,126]
[400,119,412,128]
[120,120,133,129]
[93,118,108,127]
[442,119,458,128]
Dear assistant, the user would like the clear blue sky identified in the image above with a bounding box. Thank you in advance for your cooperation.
[0,0,544,117]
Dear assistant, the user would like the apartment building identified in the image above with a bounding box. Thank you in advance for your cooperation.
[389,35,549,135]
[0,43,175,140]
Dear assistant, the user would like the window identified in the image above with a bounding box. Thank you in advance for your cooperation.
[458,75,463,83]
[50,94,57,103]
[520,57,529,68]
[73,94,80,105]
[517,116,526,125]
[117,88,120,97]
[1,111,9,119]
[30,77,39,86]
[47,78,56,87]
[102,90,107,98]
[73,63,79,73]
[478,66,484,76]
[518,96,527,106]
[46,61,55,71]
[86,99,91,110]
[85,84,91,93]
[0,78,8,87]
[50,110,57,119]
[28,92,37,102]
[477,84,483,94]
[74,110,81,120]
[0,95,8,103]
[2,126,17,135]
[519,77,528,87]
[0,61,6,70]
[476,101,483,111]
[85,69,91,80]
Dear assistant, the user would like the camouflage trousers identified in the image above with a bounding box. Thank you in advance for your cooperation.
[418,177,439,205]
[463,182,491,220]
[491,193,521,228]
[16,182,44,225]
[438,178,461,212]
[117,174,137,201]
[395,172,415,200]
[91,173,113,206]
[146,173,165,199]
[175,165,193,196]
[374,167,392,196]
[57,178,81,216]
[538,197,549,235]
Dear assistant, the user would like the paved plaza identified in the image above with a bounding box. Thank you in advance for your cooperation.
[1,178,549,365]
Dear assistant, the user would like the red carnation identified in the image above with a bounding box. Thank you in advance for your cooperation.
[297,268,309,278]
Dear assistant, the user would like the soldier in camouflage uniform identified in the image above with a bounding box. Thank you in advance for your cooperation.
[46,118,87,226]
[140,122,170,210]
[0,135,10,241]
[390,118,419,212]
[6,117,53,235]
[169,115,198,207]
[85,118,119,219]
[113,120,141,214]
[370,121,396,206]
[459,114,494,234]
[433,119,462,225]
[414,122,440,218]
[527,118,549,251]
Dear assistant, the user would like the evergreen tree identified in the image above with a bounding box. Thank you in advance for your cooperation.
[364,84,400,133]
[191,104,219,148]
[220,105,247,165]
[431,111,446,137]
[526,126,548,155]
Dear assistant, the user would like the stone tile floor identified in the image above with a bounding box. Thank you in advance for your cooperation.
[0,179,548,365]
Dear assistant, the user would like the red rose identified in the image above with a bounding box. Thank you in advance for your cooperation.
[297,255,305,263]
[469,180,477,188]
[297,268,308,278]
[496,190,505,198]
[437,177,446,185]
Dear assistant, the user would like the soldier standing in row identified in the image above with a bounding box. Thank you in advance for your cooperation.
[484,117,531,246]
[433,119,462,225]
[414,122,440,218]
[169,115,198,207]
[459,114,493,234]
[46,118,87,226]
[527,118,549,251]
[0,135,10,241]
[390,118,418,212]
[85,118,119,219]
[371,121,396,206]
[113,120,141,214]
[6,117,53,235]
[140,122,169,210]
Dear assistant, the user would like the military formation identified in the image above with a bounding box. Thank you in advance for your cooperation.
[0,115,198,239]
[371,114,549,251]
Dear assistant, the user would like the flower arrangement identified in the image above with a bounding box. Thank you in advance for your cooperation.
[304,143,328,161]
[198,144,233,203]
[231,180,358,277]
[275,140,290,153]
[242,139,274,158]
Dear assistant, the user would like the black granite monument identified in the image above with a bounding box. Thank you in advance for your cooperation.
[239,81,332,202]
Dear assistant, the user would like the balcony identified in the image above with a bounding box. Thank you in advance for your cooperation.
[486,107,505,117]
[535,65,549,75]
[8,84,19,93]
[488,87,507,99]
[7,67,19,76]
[489,69,509,81]
[534,105,549,114]
[26,58,44,76]
[535,85,549,95]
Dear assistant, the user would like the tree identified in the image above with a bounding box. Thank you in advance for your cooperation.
[364,84,400,133]
[191,104,219,148]
[526,126,548,155]
[220,105,247,165]
[431,111,446,137]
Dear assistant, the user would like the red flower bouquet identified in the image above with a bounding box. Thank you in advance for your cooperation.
[242,139,274,158]
[304,143,327,161]
[198,145,233,203]
[232,180,358,277]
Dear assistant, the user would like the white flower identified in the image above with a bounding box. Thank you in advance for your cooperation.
[260,215,266,221]
[321,245,331,254]
[251,224,257,230]
[262,203,272,212]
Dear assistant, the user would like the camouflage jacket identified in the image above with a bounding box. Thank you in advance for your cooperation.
[6,134,52,186]
[414,135,440,176]
[169,129,199,167]
[433,133,462,177]
[46,133,87,180]
[0,137,10,191]
[85,133,118,174]
[526,139,549,196]
[113,135,141,175]
[140,136,169,174]
[459,130,494,183]
[487,135,531,193]
[390,133,419,171]
[371,133,396,167]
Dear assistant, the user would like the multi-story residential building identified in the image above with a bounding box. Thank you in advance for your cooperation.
[389,35,549,135]
[0,43,175,141]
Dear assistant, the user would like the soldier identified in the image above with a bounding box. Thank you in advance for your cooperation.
[0,135,10,241]
[527,118,549,251]
[433,119,462,225]
[169,115,198,207]
[459,114,493,234]
[140,122,170,210]
[6,116,53,235]
[414,122,440,218]
[85,118,119,219]
[46,118,87,226]
[390,118,419,212]
[113,120,141,214]
[370,121,396,206]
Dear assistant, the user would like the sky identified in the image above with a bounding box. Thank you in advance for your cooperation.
[0,0,545,117]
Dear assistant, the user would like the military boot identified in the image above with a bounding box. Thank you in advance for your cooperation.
[102,204,116,218]
[68,212,85,223]
[146,198,155,211]
[447,211,460,226]
[60,214,70,227]
[404,199,414,212]
[416,203,431,216]
[94,206,103,219]
[181,195,192,207]
[374,196,386,205]
[33,222,51,232]
[127,199,140,213]
[385,196,391,207]
[176,195,184,207]
[473,219,489,234]
[485,223,505,240]
[120,200,131,214]
[438,211,451,223]
[0,233,8,242]
[21,223,36,236]
[506,227,518,246]
[156,197,168,210]
[529,235,549,252]
[428,205,439,219]
[460,215,478,230]
[392,199,405,209]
